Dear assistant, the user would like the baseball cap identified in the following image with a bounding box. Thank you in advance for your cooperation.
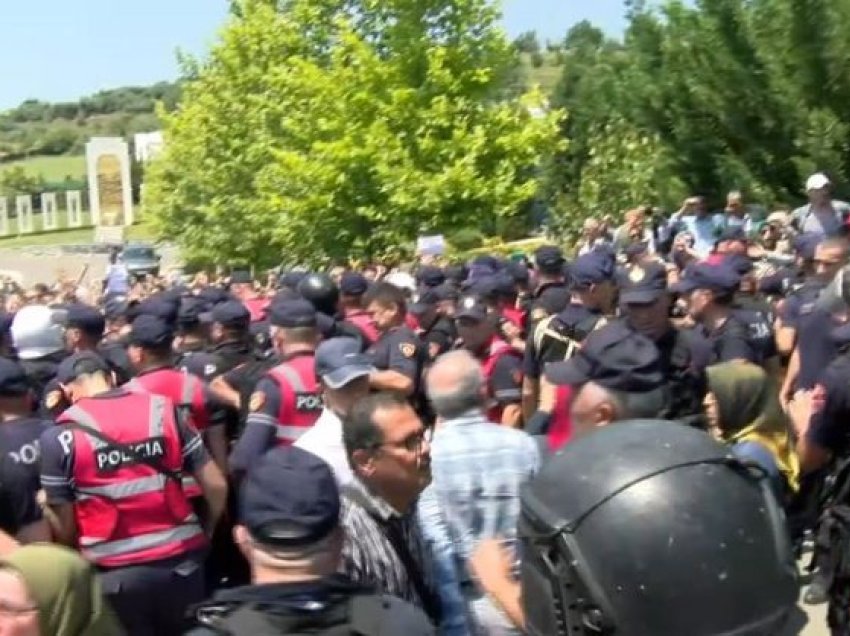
[278,270,308,291]
[62,303,106,336]
[240,446,340,547]
[177,296,208,328]
[545,322,664,391]
[205,300,250,329]
[196,287,231,306]
[339,272,369,296]
[806,173,831,191]
[618,262,668,304]
[416,266,445,289]
[506,261,530,284]
[0,358,31,396]
[11,306,65,360]
[445,264,468,284]
[571,250,615,288]
[269,299,318,328]
[455,295,489,322]
[670,262,741,295]
[409,289,440,315]
[55,351,111,384]
[534,245,565,271]
[127,315,175,348]
[136,297,179,325]
[315,337,373,389]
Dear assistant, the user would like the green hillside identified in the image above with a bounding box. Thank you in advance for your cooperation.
[1,155,86,182]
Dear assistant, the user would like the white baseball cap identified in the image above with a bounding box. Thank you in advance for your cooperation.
[806,173,831,191]
[11,305,65,360]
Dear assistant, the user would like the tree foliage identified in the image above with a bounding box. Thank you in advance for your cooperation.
[548,0,850,226]
[145,0,563,267]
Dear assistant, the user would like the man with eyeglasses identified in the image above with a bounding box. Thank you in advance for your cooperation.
[339,391,441,628]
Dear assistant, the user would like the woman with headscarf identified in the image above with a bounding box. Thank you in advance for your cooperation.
[0,544,123,636]
[704,360,800,500]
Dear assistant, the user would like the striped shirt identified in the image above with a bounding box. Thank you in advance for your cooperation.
[339,479,438,614]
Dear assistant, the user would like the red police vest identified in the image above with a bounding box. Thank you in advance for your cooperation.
[547,384,574,452]
[124,369,207,498]
[345,309,379,345]
[501,306,526,331]
[480,337,522,423]
[266,353,321,445]
[243,297,267,323]
[59,393,206,568]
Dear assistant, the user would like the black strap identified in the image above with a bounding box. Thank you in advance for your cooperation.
[62,421,184,484]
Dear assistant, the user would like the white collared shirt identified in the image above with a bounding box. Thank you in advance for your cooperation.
[294,408,354,486]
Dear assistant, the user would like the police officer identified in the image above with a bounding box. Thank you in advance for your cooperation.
[229,299,322,476]
[38,351,228,635]
[229,271,265,323]
[99,295,134,381]
[300,272,369,350]
[525,245,570,327]
[454,295,522,427]
[416,265,446,290]
[10,304,66,406]
[174,296,213,376]
[522,249,614,421]
[672,262,759,365]
[339,271,379,345]
[124,315,229,475]
[616,261,707,428]
[410,288,457,361]
[0,358,51,542]
[364,282,426,401]
[187,447,433,635]
[471,421,798,634]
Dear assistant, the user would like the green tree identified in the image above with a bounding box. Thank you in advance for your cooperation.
[146,0,563,266]
[0,166,45,197]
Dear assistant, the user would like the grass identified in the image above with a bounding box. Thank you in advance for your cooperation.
[0,155,86,182]
[0,208,157,249]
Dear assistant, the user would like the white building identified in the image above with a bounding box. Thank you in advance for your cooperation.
[133,131,164,163]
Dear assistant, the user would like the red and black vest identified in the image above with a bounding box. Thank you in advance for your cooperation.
[480,337,522,423]
[265,353,322,445]
[547,384,574,452]
[59,392,206,568]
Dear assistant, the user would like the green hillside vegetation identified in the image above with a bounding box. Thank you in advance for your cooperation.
[1,155,86,182]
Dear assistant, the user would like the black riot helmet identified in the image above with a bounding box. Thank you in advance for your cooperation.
[520,420,797,636]
[297,273,340,317]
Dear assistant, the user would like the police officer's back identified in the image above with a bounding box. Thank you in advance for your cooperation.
[187,447,433,635]
[519,420,798,635]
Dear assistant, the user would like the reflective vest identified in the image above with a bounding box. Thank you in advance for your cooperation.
[60,393,206,568]
[481,337,522,423]
[124,370,206,498]
[501,306,526,331]
[266,353,321,445]
[547,384,574,452]
[243,298,267,323]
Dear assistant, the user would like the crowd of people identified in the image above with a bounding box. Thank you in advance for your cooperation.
[0,173,848,634]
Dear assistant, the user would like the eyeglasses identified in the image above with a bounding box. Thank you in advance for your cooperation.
[376,428,430,453]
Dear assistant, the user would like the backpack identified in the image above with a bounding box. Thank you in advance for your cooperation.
[532,313,607,364]
[814,454,850,587]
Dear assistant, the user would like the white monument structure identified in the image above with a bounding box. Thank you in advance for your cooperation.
[41,192,58,230]
[66,191,83,228]
[0,199,8,237]
[15,196,33,234]
[85,137,133,229]
[133,131,164,163]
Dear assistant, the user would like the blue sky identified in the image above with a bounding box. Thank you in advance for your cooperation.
[0,0,628,110]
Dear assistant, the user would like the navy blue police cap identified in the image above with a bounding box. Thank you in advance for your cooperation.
[0,358,31,396]
[409,289,440,315]
[127,315,175,349]
[136,297,179,325]
[62,303,106,336]
[196,286,231,306]
[445,264,468,284]
[315,337,373,389]
[204,299,250,329]
[793,233,822,261]
[55,351,111,385]
[339,272,369,296]
[571,249,616,288]
[546,322,664,392]
[618,262,669,305]
[416,266,446,289]
[455,295,489,322]
[269,299,318,329]
[240,446,340,547]
[278,270,308,290]
[506,260,530,284]
[671,262,741,295]
[177,296,208,328]
[534,245,565,271]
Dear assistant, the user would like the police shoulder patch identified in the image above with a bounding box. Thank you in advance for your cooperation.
[249,391,266,412]
[399,342,415,358]
[44,390,63,410]
[629,266,646,283]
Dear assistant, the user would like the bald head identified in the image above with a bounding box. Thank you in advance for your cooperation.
[426,350,486,419]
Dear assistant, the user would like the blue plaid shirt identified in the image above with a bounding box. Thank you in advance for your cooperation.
[418,410,540,634]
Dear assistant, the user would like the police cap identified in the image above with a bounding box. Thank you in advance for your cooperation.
[339,272,369,296]
[416,266,446,289]
[793,232,822,261]
[455,295,489,322]
[618,262,668,305]
[409,289,440,315]
[205,300,251,329]
[196,286,231,306]
[571,249,615,288]
[62,303,106,337]
[240,446,340,547]
[546,322,664,391]
[269,299,318,329]
[671,262,740,295]
[445,264,468,284]
[127,315,175,349]
[56,351,111,384]
[534,245,565,272]
[0,358,30,396]
[177,296,208,328]
[520,419,797,636]
[136,297,179,325]
[315,337,373,389]
[103,296,129,321]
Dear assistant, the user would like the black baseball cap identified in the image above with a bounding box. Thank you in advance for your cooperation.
[534,245,565,271]
[239,447,340,547]
[56,351,111,384]
[269,299,318,328]
[455,295,489,322]
[671,262,741,295]
[416,266,446,288]
[177,296,208,328]
[315,337,373,389]
[61,303,106,336]
[127,315,175,348]
[204,300,251,329]
[0,358,30,396]
[571,249,615,288]
[618,262,668,305]
[545,322,664,391]
[340,272,369,296]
